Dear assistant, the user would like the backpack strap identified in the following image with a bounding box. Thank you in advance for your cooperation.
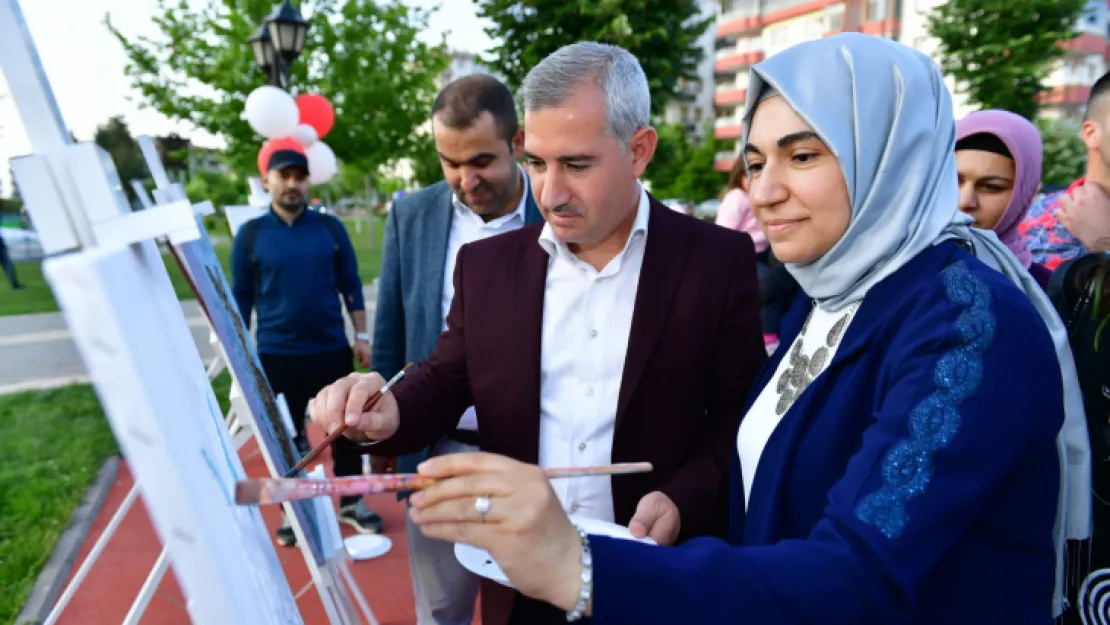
[241,216,264,297]
[319,214,345,279]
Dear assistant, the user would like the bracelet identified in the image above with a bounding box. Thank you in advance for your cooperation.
[566,525,593,622]
[355,332,370,342]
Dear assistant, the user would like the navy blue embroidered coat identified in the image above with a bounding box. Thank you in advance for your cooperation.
[586,242,1064,624]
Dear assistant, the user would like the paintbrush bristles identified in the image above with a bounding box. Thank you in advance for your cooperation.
[234,480,263,506]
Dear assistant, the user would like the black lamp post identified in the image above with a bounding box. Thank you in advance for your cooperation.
[248,1,309,91]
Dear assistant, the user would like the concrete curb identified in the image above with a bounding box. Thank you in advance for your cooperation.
[15,456,121,625]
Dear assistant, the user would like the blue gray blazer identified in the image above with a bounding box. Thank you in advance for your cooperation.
[370,178,543,486]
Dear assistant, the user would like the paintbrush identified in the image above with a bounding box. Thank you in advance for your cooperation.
[237,462,654,505]
[285,363,414,477]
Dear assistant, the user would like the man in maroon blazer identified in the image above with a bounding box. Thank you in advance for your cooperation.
[311,41,766,625]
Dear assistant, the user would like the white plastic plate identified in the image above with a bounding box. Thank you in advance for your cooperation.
[345,534,392,560]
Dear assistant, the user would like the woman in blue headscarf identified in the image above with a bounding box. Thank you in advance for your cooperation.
[386,34,1091,623]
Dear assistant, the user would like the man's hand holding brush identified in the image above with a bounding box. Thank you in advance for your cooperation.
[308,370,403,443]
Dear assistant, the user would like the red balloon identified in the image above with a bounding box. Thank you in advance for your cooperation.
[296,93,335,139]
[257,137,305,176]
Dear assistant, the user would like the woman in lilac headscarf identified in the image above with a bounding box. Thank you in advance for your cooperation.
[956,110,1052,288]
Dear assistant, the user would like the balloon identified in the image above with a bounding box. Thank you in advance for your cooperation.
[257,137,305,176]
[304,141,338,185]
[245,85,299,139]
[296,93,335,138]
[291,123,318,147]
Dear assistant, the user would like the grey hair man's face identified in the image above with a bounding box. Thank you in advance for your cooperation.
[523,82,644,255]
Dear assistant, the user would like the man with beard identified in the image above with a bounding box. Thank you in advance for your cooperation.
[310,42,767,625]
[231,149,383,547]
[370,73,542,625]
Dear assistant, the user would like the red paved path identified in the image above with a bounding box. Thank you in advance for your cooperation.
[51,433,483,625]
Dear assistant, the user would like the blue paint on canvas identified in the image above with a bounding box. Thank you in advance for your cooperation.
[175,217,329,565]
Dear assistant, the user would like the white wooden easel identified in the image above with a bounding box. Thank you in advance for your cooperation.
[143,138,375,625]
[0,1,375,623]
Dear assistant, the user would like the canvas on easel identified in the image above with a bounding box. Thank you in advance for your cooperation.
[135,139,376,624]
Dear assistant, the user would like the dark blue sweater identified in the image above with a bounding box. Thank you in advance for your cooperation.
[230,208,364,355]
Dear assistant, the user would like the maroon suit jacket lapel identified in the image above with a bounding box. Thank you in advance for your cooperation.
[615,200,693,431]
[504,230,548,465]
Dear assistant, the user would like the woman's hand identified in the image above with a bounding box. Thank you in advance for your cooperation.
[408,452,585,612]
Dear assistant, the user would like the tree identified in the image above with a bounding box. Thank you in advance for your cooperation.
[644,123,690,199]
[407,132,444,188]
[474,0,711,116]
[185,170,245,208]
[671,125,727,203]
[94,116,149,200]
[107,0,449,176]
[1037,117,1087,187]
[927,0,1088,120]
[644,123,726,202]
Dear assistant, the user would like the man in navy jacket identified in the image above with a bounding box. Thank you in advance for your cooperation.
[231,150,383,546]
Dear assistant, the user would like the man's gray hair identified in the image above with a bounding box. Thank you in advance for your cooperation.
[522,41,651,145]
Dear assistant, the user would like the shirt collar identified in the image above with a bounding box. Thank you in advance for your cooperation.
[538,182,650,260]
[451,164,529,227]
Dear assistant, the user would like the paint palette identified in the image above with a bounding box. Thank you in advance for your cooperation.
[453,515,656,587]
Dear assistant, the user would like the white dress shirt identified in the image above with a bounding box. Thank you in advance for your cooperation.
[737,301,861,508]
[442,165,530,431]
[537,185,651,523]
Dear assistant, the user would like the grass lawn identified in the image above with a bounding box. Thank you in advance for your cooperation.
[0,385,118,623]
[0,372,235,623]
[1,214,386,318]
[0,213,382,617]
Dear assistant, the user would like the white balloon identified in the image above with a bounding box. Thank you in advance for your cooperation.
[292,123,318,147]
[305,141,338,185]
[244,86,299,139]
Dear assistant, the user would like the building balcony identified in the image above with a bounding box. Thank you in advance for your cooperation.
[714,87,749,106]
[715,150,741,173]
[715,50,766,73]
[1062,33,1106,55]
[715,122,743,140]
[762,0,844,28]
[1038,85,1091,105]
[859,18,899,38]
[717,8,761,38]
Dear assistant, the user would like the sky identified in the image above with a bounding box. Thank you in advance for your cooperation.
[0,0,495,196]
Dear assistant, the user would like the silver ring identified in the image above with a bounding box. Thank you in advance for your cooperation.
[475,496,491,523]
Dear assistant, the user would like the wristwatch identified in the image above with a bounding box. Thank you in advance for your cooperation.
[355,332,370,342]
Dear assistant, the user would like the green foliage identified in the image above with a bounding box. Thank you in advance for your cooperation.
[645,123,727,202]
[926,0,1088,120]
[474,0,711,116]
[93,116,149,202]
[0,385,118,624]
[185,169,245,208]
[1037,116,1087,186]
[107,0,449,175]
[408,131,444,188]
[645,123,689,198]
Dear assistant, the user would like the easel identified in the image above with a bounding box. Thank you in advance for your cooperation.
[0,1,375,622]
[136,134,377,625]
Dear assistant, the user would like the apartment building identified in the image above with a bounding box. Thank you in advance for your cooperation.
[661,0,721,139]
[712,0,1110,173]
[713,0,901,173]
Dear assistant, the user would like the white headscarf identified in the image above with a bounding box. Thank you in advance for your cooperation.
[741,33,1091,616]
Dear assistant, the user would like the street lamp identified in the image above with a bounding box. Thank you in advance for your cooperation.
[248,1,309,91]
